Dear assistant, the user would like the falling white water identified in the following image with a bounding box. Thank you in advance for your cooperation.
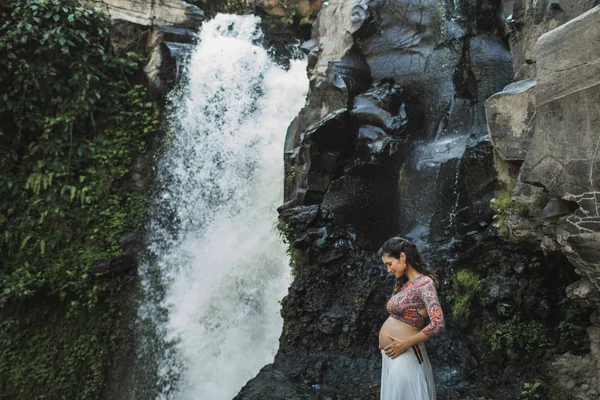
[138,14,308,400]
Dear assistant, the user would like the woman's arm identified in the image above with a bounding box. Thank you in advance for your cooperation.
[419,277,445,338]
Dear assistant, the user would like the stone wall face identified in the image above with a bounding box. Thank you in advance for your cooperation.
[92,0,204,27]
[486,5,600,399]
[487,5,600,306]
[91,0,204,96]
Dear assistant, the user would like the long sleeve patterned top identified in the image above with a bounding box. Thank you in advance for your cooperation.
[386,275,445,338]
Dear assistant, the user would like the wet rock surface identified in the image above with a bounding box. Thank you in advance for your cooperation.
[233,0,590,397]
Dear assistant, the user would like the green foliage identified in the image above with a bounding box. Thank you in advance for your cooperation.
[0,0,156,397]
[490,315,550,361]
[0,0,155,305]
[448,269,482,318]
[513,199,529,216]
[520,380,542,400]
[491,183,530,237]
[278,0,299,26]
[0,288,134,399]
[490,183,514,236]
[495,302,512,317]
[277,220,301,277]
[555,298,590,354]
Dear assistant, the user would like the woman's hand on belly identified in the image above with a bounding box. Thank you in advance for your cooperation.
[383,334,410,359]
[378,317,419,350]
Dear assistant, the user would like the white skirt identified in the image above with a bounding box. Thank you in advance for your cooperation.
[380,344,436,400]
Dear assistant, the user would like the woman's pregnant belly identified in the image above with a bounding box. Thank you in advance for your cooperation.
[379,317,420,348]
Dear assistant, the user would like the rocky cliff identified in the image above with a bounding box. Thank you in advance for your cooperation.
[486,3,600,399]
[235,0,600,399]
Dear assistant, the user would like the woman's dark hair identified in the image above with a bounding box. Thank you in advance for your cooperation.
[379,236,439,294]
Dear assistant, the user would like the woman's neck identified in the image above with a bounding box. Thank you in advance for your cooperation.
[405,265,422,282]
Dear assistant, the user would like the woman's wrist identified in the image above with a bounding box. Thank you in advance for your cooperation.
[408,332,428,347]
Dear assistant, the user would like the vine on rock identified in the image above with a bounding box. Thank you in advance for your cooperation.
[0,0,157,397]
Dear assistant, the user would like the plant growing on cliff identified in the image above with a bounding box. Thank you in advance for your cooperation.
[0,0,155,305]
[555,297,591,354]
[490,183,513,235]
[447,269,482,318]
[491,183,529,237]
[0,0,156,397]
[520,380,542,399]
[490,315,550,361]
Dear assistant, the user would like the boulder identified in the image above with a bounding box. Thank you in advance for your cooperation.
[549,326,600,400]
[92,0,204,28]
[485,78,537,161]
[308,0,371,86]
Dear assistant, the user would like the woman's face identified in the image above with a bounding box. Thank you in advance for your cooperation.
[382,253,406,278]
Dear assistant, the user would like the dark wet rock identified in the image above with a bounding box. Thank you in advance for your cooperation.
[330,46,373,97]
[454,140,499,234]
[358,5,461,136]
[542,198,578,219]
[284,80,409,211]
[428,139,499,238]
[320,163,401,250]
[94,253,137,277]
[235,365,324,400]
[549,325,600,400]
[357,124,386,142]
[469,35,514,105]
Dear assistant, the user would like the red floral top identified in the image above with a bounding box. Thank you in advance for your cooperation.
[386,275,445,338]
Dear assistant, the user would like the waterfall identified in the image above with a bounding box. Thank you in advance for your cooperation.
[137,14,308,400]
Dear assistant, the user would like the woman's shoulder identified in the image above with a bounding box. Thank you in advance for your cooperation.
[414,275,437,291]
[415,274,433,285]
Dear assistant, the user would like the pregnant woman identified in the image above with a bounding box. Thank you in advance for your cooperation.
[378,237,445,400]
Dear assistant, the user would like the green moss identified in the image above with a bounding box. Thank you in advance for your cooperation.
[490,183,531,236]
[514,199,530,216]
[277,220,302,278]
[448,269,482,318]
[285,165,298,189]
